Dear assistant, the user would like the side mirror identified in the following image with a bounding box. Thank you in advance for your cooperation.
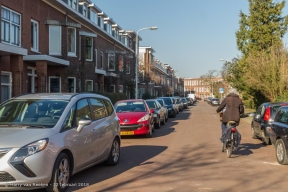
[77,117,92,132]
[150,109,155,113]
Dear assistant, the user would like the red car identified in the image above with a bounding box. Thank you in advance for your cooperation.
[114,99,155,137]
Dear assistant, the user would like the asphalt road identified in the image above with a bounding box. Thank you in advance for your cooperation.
[11,101,288,192]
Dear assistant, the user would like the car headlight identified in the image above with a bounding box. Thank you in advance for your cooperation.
[10,139,49,163]
[137,114,150,122]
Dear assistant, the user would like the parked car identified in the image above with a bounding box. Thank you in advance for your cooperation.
[251,102,288,145]
[174,96,184,112]
[186,97,193,106]
[181,97,188,109]
[211,98,220,106]
[0,93,120,192]
[114,99,154,137]
[158,97,177,118]
[156,98,169,122]
[146,99,166,128]
[171,97,180,114]
[270,106,288,164]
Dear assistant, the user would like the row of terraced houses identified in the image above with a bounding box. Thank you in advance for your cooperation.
[0,0,221,102]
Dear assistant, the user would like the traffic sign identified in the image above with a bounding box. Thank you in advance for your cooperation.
[219,88,224,93]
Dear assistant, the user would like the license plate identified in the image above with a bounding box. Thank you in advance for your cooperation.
[121,131,134,135]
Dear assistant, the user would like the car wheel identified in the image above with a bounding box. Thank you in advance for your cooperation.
[165,114,168,122]
[146,125,153,138]
[161,116,165,125]
[105,138,120,166]
[251,127,257,139]
[155,117,161,129]
[46,153,70,192]
[276,139,288,165]
[262,131,270,145]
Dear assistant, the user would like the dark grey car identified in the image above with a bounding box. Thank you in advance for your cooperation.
[146,99,165,128]
[251,102,288,145]
[156,98,169,122]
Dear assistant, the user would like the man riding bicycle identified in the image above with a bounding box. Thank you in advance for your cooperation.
[216,88,244,142]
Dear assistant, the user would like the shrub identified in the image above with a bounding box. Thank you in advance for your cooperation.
[87,91,128,104]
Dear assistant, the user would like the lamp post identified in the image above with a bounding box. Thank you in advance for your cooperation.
[135,26,157,99]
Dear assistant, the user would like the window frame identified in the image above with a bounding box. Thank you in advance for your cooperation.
[67,77,76,93]
[49,25,62,56]
[85,37,93,61]
[49,76,61,93]
[1,71,12,102]
[31,19,39,52]
[1,6,21,46]
[85,80,93,91]
[110,84,115,93]
[67,27,76,56]
[108,53,115,71]
[100,51,104,69]
[95,49,98,68]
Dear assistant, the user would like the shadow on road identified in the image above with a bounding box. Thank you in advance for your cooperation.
[230,142,266,158]
[66,145,167,191]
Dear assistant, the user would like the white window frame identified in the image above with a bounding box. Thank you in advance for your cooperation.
[27,67,37,93]
[100,51,104,69]
[31,19,39,52]
[95,49,98,68]
[110,85,115,93]
[85,37,93,61]
[85,80,93,91]
[1,71,12,102]
[67,27,76,56]
[49,76,61,93]
[119,85,123,93]
[108,53,115,71]
[49,25,62,55]
[67,77,76,93]
[1,6,21,46]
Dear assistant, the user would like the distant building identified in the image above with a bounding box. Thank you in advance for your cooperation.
[183,77,223,98]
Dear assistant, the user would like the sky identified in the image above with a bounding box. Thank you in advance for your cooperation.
[92,0,288,78]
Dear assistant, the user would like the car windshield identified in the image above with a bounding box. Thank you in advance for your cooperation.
[114,101,146,112]
[161,98,172,105]
[157,99,164,106]
[146,101,157,109]
[182,98,186,102]
[212,99,219,101]
[0,99,68,128]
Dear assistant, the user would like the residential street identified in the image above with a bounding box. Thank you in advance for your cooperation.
[32,101,286,192]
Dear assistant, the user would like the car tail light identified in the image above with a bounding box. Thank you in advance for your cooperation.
[263,106,271,121]
[231,128,236,132]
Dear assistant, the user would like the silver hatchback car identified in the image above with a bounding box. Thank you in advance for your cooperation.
[0,93,121,191]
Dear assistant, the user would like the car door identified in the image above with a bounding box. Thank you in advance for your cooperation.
[252,105,265,135]
[157,101,165,121]
[88,97,112,161]
[275,108,288,145]
[62,98,96,171]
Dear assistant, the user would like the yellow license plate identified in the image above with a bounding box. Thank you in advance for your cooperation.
[121,131,134,135]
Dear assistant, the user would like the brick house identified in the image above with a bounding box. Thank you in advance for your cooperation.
[0,0,136,102]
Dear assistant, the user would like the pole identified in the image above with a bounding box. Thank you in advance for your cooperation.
[135,31,139,99]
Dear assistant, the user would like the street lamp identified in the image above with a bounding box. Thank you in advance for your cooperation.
[135,26,158,99]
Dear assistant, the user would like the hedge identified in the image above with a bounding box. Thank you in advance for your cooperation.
[85,91,128,104]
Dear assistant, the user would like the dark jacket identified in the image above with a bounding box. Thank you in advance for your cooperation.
[216,93,244,125]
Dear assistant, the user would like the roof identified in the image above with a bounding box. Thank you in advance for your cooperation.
[13,93,108,100]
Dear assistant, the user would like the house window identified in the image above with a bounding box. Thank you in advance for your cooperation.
[108,53,115,71]
[119,85,123,93]
[73,0,77,10]
[68,28,76,56]
[95,49,98,68]
[126,59,130,74]
[106,23,112,35]
[83,5,87,17]
[90,10,97,24]
[100,51,103,69]
[27,67,37,93]
[67,77,76,93]
[85,80,93,91]
[85,37,92,60]
[1,7,21,46]
[49,26,61,55]
[119,55,123,72]
[31,20,39,51]
[1,72,12,102]
[98,17,103,28]
[49,77,61,93]
[110,85,115,93]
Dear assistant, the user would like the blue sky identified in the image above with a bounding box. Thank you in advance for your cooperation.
[92,0,288,78]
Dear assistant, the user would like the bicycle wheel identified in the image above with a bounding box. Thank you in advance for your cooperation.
[226,143,232,158]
